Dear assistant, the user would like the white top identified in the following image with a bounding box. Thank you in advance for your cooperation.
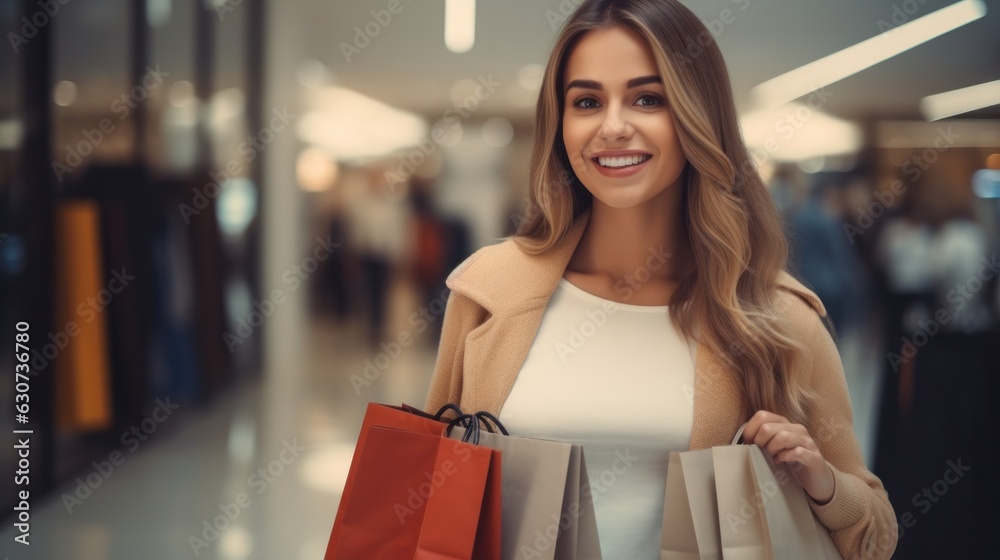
[498,278,697,559]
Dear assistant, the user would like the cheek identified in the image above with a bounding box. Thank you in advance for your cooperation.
[562,119,584,150]
[647,127,684,170]
[562,121,588,168]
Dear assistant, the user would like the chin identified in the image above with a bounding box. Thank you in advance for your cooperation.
[588,184,665,209]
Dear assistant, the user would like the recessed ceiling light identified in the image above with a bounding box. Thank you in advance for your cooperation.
[445,0,475,53]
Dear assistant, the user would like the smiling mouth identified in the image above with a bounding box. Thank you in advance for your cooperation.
[593,154,652,168]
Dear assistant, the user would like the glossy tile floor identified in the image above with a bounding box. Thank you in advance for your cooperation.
[0,313,880,560]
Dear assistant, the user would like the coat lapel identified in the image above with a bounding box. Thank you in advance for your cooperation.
[445,206,826,451]
[446,208,590,420]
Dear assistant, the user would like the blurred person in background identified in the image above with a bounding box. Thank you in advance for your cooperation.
[843,175,884,274]
[769,165,797,214]
[423,1,897,558]
[346,164,412,347]
[872,161,999,558]
[784,172,865,336]
[407,179,446,285]
[325,184,354,323]
[405,176,450,344]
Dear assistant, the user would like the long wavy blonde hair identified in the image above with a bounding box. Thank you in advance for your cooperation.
[513,0,817,423]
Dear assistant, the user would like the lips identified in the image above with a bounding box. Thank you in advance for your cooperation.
[590,150,653,168]
[590,153,652,178]
[594,154,652,168]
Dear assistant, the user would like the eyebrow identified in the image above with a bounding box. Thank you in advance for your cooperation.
[565,75,662,93]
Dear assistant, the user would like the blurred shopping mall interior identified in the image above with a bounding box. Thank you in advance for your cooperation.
[0,0,998,558]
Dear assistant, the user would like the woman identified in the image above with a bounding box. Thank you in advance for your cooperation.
[424,1,897,558]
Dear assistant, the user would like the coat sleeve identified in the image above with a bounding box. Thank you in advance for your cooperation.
[800,305,899,560]
[422,288,485,415]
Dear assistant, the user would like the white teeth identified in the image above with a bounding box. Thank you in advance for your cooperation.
[596,154,650,168]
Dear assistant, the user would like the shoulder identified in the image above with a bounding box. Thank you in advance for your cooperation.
[444,235,555,315]
[445,236,523,290]
[772,271,846,395]
[773,270,833,340]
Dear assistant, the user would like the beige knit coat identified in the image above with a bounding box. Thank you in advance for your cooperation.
[424,206,898,560]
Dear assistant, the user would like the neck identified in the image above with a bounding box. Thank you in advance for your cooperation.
[570,178,694,283]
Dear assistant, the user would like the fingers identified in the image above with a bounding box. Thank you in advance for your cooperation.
[741,409,788,442]
[774,445,812,465]
[763,429,805,455]
[742,411,834,502]
[743,410,817,456]
[743,410,789,445]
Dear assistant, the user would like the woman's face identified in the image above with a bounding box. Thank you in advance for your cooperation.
[561,25,687,209]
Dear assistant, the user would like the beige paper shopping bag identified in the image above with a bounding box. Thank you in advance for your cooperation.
[714,445,770,559]
[746,449,843,560]
[661,425,844,560]
[449,424,603,560]
[661,450,723,560]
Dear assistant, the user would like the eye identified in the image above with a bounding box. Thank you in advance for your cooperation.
[635,93,664,107]
[570,94,664,110]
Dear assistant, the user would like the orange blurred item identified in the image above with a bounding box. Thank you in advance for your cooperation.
[53,200,113,432]
[985,153,1000,169]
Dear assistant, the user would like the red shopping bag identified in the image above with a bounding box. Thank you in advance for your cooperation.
[325,401,454,554]
[413,431,502,560]
[324,402,502,560]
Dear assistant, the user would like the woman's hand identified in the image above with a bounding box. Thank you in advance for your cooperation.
[741,410,836,504]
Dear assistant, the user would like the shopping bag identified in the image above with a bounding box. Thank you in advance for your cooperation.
[714,437,844,560]
[416,410,503,560]
[331,421,499,559]
[744,448,843,560]
[661,424,844,560]
[324,402,479,559]
[449,412,603,560]
[661,449,723,559]
[328,406,501,560]
[713,445,769,559]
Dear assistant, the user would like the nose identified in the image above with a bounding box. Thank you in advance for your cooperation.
[597,101,631,143]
